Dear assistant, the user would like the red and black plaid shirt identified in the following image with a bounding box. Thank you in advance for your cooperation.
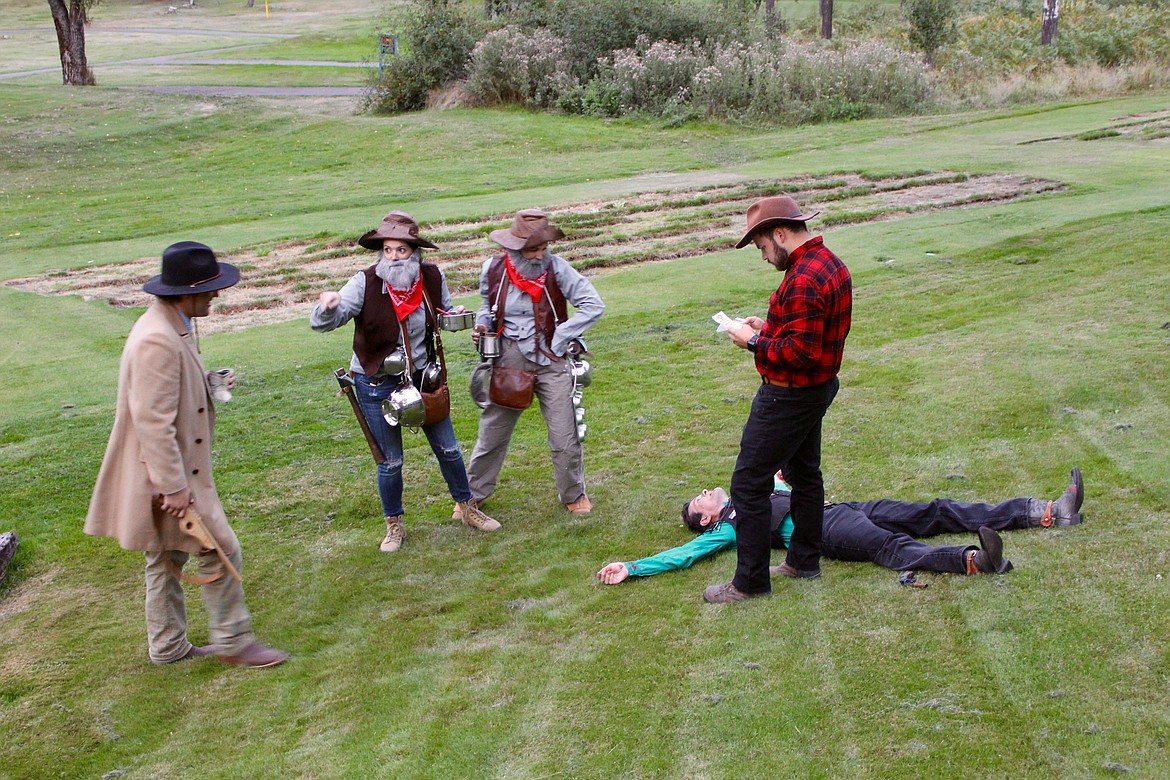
[755,236,852,387]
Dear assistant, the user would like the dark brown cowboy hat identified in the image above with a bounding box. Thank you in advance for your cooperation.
[358,211,438,251]
[734,196,820,249]
[489,208,566,251]
[143,241,240,295]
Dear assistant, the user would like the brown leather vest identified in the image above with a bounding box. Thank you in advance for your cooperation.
[485,254,568,350]
[353,263,443,376]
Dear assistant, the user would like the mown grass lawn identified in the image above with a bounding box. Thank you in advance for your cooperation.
[1,3,1169,776]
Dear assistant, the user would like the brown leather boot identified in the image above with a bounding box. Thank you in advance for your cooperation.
[380,515,405,553]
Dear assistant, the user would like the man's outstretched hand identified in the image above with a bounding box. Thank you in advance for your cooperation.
[596,562,630,585]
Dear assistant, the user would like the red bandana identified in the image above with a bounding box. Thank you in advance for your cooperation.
[504,257,547,300]
[385,277,423,319]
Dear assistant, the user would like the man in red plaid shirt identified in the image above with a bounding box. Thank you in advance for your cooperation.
[704,195,853,603]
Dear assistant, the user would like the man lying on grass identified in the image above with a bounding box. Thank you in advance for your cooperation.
[597,469,1083,586]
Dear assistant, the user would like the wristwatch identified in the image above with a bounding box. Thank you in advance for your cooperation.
[746,333,760,353]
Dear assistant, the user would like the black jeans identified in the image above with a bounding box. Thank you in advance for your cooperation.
[821,497,1033,574]
[731,378,839,593]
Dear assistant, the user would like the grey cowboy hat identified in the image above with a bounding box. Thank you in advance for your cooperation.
[489,208,566,251]
[734,196,820,249]
[143,241,240,295]
[358,211,439,251]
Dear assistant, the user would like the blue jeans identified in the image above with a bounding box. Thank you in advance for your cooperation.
[731,378,839,593]
[355,372,472,517]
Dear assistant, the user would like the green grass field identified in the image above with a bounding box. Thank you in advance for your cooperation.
[2,1,1169,777]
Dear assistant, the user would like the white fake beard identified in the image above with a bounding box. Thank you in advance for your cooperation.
[508,249,549,280]
[377,253,421,290]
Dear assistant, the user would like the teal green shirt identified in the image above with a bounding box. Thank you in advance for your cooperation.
[624,481,796,578]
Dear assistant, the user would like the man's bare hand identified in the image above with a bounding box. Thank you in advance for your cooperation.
[319,291,341,311]
[743,316,765,331]
[597,562,630,585]
[160,488,193,518]
[472,323,487,346]
[728,321,758,349]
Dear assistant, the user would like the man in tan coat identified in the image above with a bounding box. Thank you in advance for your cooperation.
[86,241,287,668]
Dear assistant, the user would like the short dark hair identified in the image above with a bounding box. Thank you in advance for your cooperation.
[681,499,706,533]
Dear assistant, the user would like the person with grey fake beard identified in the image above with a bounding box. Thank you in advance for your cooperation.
[311,211,501,554]
[465,209,605,518]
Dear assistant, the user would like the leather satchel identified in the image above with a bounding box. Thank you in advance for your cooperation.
[489,365,536,410]
[421,383,451,425]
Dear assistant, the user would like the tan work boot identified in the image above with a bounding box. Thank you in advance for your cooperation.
[458,501,501,532]
[380,515,405,553]
[565,495,592,515]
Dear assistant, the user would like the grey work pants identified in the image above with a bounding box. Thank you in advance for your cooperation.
[467,338,586,505]
[143,525,253,664]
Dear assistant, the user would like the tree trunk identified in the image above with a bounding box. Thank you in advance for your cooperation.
[47,0,96,85]
[820,0,833,40]
[1040,0,1059,45]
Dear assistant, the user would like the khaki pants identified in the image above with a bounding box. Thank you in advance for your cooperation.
[468,338,586,505]
[144,525,253,664]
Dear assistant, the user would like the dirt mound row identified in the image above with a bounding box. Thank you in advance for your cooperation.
[5,171,1062,334]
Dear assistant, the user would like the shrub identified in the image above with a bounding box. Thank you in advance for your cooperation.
[363,0,478,114]
[541,0,749,79]
[467,26,578,108]
[588,37,708,116]
[906,0,959,65]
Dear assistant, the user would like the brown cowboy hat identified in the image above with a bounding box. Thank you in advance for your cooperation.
[143,241,240,295]
[489,208,566,251]
[734,195,820,249]
[358,211,438,251]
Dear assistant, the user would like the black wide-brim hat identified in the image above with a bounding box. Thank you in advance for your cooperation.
[143,241,240,295]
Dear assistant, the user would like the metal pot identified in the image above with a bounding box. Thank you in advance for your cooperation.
[469,363,492,410]
[440,311,475,332]
[478,332,501,360]
[570,359,592,388]
[382,347,408,376]
[420,361,443,392]
[382,384,425,427]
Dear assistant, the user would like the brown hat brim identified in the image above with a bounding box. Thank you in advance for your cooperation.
[489,224,566,251]
[358,229,438,251]
[735,211,820,249]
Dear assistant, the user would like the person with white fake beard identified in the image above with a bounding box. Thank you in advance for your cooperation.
[465,209,605,518]
[311,211,501,553]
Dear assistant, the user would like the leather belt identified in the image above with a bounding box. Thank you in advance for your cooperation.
[762,377,798,388]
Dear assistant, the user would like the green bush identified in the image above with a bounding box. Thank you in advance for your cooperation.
[467,26,579,108]
[906,0,959,64]
[363,0,478,114]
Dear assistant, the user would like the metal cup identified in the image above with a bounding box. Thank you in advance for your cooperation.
[478,332,501,360]
[570,359,592,388]
[576,423,587,442]
[382,347,408,376]
[440,311,475,332]
[420,361,443,392]
[571,389,583,409]
[382,384,425,427]
[574,407,586,425]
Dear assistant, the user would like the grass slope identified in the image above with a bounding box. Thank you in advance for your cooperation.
[0,6,1169,776]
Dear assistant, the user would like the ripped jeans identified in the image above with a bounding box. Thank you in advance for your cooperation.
[355,372,472,517]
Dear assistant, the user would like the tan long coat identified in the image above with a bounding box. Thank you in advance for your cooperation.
[85,300,236,555]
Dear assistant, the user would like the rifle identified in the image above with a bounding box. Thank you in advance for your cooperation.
[334,368,386,464]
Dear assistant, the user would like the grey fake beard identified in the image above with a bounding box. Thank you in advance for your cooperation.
[377,252,421,291]
[506,249,549,280]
